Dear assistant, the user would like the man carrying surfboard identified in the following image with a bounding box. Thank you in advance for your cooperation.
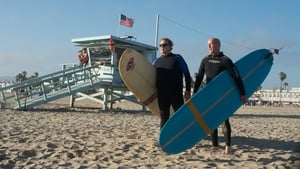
[153,38,192,130]
[193,37,248,154]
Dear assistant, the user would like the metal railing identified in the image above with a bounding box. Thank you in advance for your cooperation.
[0,65,102,109]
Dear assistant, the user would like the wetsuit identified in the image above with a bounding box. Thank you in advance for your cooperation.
[193,52,246,147]
[153,53,191,128]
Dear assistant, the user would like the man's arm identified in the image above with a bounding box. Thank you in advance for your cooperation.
[224,57,247,103]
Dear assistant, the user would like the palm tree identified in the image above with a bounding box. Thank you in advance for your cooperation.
[279,72,287,90]
[15,71,39,82]
[279,72,287,106]
[283,82,288,90]
[30,72,39,79]
[16,71,28,82]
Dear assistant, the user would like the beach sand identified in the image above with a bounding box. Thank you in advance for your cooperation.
[0,98,299,169]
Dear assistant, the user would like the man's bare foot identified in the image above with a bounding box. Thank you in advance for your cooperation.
[210,146,218,152]
[224,146,231,154]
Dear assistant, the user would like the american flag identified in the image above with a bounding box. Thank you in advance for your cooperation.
[120,14,134,28]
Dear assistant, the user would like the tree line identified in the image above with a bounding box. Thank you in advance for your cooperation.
[15,71,39,82]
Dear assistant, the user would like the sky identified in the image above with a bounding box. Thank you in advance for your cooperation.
[0,0,299,89]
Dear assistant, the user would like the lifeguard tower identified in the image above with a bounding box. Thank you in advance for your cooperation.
[0,35,157,110]
[67,35,157,109]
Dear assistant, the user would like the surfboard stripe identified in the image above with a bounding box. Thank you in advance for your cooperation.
[142,92,157,105]
[161,119,196,149]
[186,101,211,135]
[202,87,234,116]
[243,52,271,82]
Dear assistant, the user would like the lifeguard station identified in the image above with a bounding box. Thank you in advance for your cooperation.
[0,35,157,110]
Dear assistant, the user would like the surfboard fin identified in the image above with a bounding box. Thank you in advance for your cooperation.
[270,47,283,55]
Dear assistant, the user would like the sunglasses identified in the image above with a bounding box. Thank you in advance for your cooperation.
[159,44,169,47]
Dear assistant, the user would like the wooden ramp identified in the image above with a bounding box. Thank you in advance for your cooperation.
[0,65,143,110]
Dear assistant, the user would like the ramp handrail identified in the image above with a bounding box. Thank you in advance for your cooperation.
[0,65,102,109]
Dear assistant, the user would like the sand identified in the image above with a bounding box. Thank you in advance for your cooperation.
[0,98,299,169]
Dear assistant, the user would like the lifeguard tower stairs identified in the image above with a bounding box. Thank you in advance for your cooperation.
[0,35,157,110]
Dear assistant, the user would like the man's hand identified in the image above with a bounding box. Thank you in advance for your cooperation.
[184,90,191,101]
[241,95,248,104]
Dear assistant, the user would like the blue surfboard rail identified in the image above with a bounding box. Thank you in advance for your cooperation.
[159,49,274,154]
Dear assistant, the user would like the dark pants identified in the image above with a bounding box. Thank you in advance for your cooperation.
[157,90,184,129]
[211,119,231,147]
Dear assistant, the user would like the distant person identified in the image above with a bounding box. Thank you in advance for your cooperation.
[193,37,248,154]
[78,48,89,65]
[153,38,192,131]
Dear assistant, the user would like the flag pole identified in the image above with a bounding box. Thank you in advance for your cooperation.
[154,14,160,57]
[117,14,121,36]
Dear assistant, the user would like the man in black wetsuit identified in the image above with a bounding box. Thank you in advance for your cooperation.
[153,38,192,129]
[193,37,248,154]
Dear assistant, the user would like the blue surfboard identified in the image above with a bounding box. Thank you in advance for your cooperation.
[159,49,275,154]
